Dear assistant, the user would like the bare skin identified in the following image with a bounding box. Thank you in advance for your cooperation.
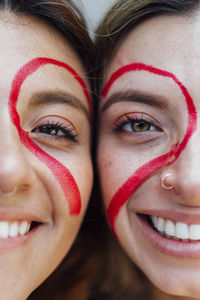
[98,12,200,300]
[0,12,92,300]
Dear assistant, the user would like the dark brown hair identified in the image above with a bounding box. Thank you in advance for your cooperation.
[0,0,94,72]
[0,1,96,299]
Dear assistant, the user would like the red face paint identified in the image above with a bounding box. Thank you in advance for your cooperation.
[102,63,197,234]
[9,57,91,216]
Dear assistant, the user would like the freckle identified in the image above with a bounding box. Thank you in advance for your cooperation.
[103,62,197,236]
[103,160,112,168]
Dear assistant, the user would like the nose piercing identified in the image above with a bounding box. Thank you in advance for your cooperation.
[161,174,174,190]
[0,187,16,197]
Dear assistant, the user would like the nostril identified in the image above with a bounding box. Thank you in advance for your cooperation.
[0,187,17,197]
[19,184,31,192]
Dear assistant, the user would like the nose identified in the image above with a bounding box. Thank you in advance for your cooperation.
[160,132,200,206]
[0,130,35,195]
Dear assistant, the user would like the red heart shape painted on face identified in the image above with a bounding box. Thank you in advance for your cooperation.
[102,63,197,235]
[8,57,91,216]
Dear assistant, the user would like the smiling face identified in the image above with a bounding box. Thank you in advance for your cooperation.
[0,11,93,300]
[98,12,200,298]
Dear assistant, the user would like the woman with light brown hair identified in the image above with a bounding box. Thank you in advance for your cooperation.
[95,0,200,299]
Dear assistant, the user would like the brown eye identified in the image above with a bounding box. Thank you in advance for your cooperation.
[32,123,79,142]
[132,120,151,132]
[38,125,59,136]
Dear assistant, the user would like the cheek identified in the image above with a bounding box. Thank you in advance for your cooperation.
[101,63,197,235]
[73,155,93,210]
[98,142,140,206]
[98,142,118,205]
[9,57,91,217]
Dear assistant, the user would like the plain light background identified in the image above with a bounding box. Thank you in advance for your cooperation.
[74,0,116,37]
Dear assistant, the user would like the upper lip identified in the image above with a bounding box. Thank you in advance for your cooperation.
[135,209,200,224]
[0,210,45,224]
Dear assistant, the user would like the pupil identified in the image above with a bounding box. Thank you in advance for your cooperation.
[41,125,57,135]
[132,121,150,132]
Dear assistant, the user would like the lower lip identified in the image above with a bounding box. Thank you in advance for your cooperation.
[138,215,200,259]
[0,226,39,253]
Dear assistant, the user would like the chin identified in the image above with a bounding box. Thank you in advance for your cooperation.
[142,267,200,299]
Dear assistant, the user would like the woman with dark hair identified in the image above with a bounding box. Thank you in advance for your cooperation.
[95,0,200,299]
[0,1,96,299]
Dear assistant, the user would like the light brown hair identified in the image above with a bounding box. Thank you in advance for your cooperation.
[94,1,200,298]
[95,0,200,92]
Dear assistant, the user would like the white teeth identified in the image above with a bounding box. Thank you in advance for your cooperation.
[0,221,9,238]
[19,221,30,235]
[26,222,31,234]
[176,222,189,239]
[157,217,165,233]
[189,225,200,240]
[0,221,31,238]
[9,221,18,237]
[150,216,200,241]
[165,220,175,237]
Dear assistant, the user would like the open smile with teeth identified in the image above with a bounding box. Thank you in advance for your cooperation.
[0,221,35,238]
[148,216,200,242]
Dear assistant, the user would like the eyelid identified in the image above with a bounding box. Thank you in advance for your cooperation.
[30,115,76,131]
[29,115,80,144]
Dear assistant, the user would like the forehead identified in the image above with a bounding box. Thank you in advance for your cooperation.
[106,13,200,83]
[0,10,85,77]
[0,11,90,108]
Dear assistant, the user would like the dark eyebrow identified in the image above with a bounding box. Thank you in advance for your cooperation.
[101,90,169,113]
[29,91,90,122]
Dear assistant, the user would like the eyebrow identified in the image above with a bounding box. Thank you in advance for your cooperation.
[29,91,90,121]
[101,90,169,113]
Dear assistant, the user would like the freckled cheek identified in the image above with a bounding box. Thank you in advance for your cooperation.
[98,147,134,204]
[98,143,157,205]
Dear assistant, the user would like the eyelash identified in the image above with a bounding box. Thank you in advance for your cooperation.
[113,114,162,133]
[32,121,80,143]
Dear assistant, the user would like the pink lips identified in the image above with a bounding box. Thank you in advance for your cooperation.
[9,57,91,216]
[139,215,200,259]
[102,63,197,235]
